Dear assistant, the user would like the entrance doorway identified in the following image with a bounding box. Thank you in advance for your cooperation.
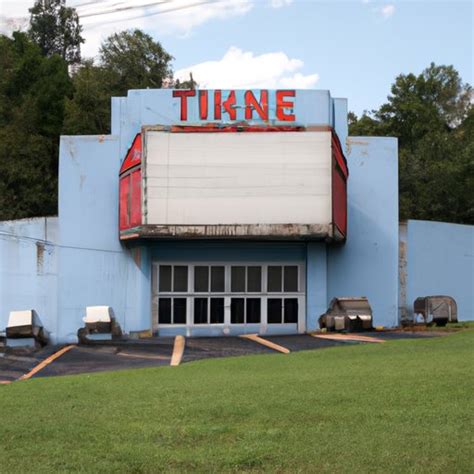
[152,262,305,335]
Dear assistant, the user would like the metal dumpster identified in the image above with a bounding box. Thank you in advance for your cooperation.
[319,297,373,332]
[413,296,457,326]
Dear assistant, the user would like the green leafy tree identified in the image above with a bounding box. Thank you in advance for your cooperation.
[99,29,173,96]
[349,63,473,224]
[0,32,73,219]
[28,0,84,64]
[62,60,112,135]
[348,111,384,136]
[64,29,175,135]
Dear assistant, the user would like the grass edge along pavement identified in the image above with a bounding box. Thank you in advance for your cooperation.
[0,329,473,473]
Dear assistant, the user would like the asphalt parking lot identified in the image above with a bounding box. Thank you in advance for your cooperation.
[0,331,443,383]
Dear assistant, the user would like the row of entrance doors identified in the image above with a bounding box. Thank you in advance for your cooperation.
[151,262,306,334]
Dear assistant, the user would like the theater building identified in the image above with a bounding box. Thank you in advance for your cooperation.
[116,89,351,337]
[2,89,404,342]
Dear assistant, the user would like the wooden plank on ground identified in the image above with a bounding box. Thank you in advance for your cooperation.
[18,345,75,381]
[118,352,169,361]
[170,335,185,366]
[311,333,386,343]
[240,334,290,354]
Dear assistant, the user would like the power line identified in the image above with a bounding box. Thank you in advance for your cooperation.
[79,0,172,18]
[0,231,124,254]
[82,0,220,28]
[70,0,114,8]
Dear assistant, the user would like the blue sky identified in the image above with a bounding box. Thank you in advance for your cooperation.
[1,1,472,115]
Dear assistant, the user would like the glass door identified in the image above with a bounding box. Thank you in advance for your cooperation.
[152,262,305,335]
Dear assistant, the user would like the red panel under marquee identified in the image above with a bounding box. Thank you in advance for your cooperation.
[119,133,142,232]
[119,174,130,230]
[130,169,142,228]
[331,133,348,237]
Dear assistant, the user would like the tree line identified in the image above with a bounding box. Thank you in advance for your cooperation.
[0,0,472,224]
[0,0,193,220]
[349,64,472,224]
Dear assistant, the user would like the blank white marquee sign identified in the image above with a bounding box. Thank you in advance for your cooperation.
[143,130,332,226]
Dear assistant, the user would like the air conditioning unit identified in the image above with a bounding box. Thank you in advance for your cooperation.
[319,297,373,332]
[6,310,49,348]
[78,306,122,343]
[413,296,457,326]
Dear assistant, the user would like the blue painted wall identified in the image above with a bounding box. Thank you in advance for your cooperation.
[327,137,399,328]
[306,243,327,331]
[405,220,473,321]
[0,217,58,334]
[111,89,347,160]
[147,241,307,262]
[0,91,396,340]
[56,135,149,341]
[8,89,461,340]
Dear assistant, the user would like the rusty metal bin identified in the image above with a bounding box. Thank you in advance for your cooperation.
[319,297,373,332]
[413,296,457,326]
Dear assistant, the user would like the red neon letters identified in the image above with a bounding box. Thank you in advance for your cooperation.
[172,89,295,122]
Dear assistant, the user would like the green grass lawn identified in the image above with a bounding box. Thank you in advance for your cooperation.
[1,331,473,473]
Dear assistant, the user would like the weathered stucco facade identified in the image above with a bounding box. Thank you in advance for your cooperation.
[1,88,471,342]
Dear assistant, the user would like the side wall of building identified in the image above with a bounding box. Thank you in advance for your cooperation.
[327,136,399,328]
[4,137,472,338]
[404,220,473,321]
[0,217,58,334]
[56,135,150,342]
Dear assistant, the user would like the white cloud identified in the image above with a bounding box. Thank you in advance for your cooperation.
[79,0,254,57]
[380,4,395,19]
[0,0,295,58]
[0,0,256,57]
[175,46,319,89]
[0,0,31,36]
[269,0,293,8]
[361,1,396,21]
